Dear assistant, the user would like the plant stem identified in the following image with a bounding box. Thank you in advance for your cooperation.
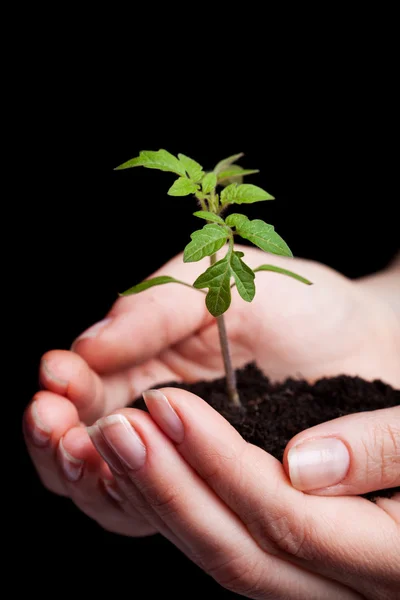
[210,253,241,407]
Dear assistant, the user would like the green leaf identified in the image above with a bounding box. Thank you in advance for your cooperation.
[183,224,228,262]
[220,183,239,205]
[178,154,204,182]
[235,218,293,257]
[193,257,232,316]
[120,276,191,296]
[217,166,259,185]
[230,252,255,302]
[115,149,186,176]
[225,213,249,229]
[168,177,199,196]
[236,184,274,203]
[193,211,225,224]
[253,265,312,285]
[221,183,274,205]
[202,172,217,194]
[214,153,244,174]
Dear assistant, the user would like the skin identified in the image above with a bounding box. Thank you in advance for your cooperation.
[24,247,400,599]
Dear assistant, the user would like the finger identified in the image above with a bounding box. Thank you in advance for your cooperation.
[40,350,168,421]
[283,407,400,495]
[59,427,155,537]
[40,350,107,423]
[88,423,194,555]
[142,388,400,594]
[71,254,211,373]
[23,391,80,496]
[89,410,360,600]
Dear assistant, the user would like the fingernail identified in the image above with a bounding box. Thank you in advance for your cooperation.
[41,359,68,388]
[288,438,350,491]
[58,438,84,482]
[87,424,125,474]
[102,479,124,503]
[71,317,113,350]
[143,389,184,444]
[29,402,52,447]
[98,414,146,471]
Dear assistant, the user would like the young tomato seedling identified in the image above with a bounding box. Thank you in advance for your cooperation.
[116,150,312,406]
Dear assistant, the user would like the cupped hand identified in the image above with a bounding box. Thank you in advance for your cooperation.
[87,386,399,599]
[23,247,400,568]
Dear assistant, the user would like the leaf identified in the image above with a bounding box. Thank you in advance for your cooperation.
[221,183,274,205]
[230,252,255,302]
[193,210,225,224]
[183,224,228,262]
[235,218,293,257]
[120,276,191,296]
[178,154,204,182]
[168,177,199,196]
[220,183,238,205]
[214,153,244,174]
[217,166,260,185]
[225,213,249,229]
[115,149,186,176]
[253,265,312,285]
[202,172,217,194]
[193,257,232,316]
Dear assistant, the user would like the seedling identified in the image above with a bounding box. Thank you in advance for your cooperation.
[115,150,312,406]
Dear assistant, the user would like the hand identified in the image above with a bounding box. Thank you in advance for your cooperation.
[87,386,399,599]
[23,248,399,574]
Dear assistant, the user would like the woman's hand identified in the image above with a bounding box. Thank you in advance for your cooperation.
[23,248,399,595]
[86,386,399,599]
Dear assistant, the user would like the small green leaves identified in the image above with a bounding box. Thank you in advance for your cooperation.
[168,177,199,196]
[220,184,238,205]
[202,172,217,194]
[178,154,204,182]
[193,256,232,316]
[120,276,192,296]
[229,215,293,257]
[214,153,244,174]
[213,153,259,186]
[184,224,228,262]
[230,251,255,302]
[225,213,250,229]
[193,211,225,224]
[253,265,312,285]
[115,149,186,176]
[193,250,256,315]
[217,166,260,185]
[220,183,274,206]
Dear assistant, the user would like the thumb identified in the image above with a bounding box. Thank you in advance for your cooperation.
[283,406,400,496]
[71,254,210,373]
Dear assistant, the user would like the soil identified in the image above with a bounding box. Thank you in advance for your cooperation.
[132,363,399,501]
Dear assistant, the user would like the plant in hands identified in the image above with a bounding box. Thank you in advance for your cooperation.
[116,150,312,406]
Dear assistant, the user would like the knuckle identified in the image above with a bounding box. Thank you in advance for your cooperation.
[205,553,267,597]
[244,483,318,560]
[146,485,181,518]
[264,507,316,560]
[365,419,400,487]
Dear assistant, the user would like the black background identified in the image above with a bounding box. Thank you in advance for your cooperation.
[17,44,398,597]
